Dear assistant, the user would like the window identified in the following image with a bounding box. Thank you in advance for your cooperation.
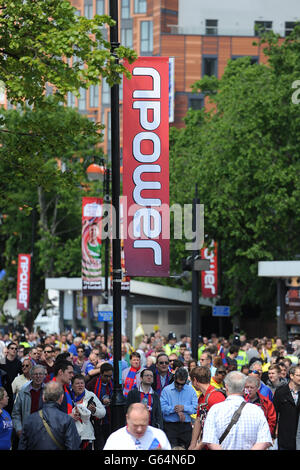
[254,21,272,36]
[231,56,259,65]
[285,22,296,37]
[89,85,99,108]
[121,0,130,19]
[140,21,153,55]
[78,87,86,111]
[189,96,204,110]
[67,92,76,108]
[84,0,93,19]
[140,309,159,324]
[203,57,217,77]
[102,79,110,106]
[135,0,147,14]
[121,21,133,47]
[167,310,186,325]
[205,19,218,35]
[96,0,105,15]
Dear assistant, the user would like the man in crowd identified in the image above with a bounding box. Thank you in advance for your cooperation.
[198,351,217,377]
[52,359,74,414]
[18,381,81,450]
[122,352,142,397]
[151,353,174,397]
[11,364,46,449]
[160,367,198,449]
[188,366,226,450]
[244,375,277,439]
[125,368,163,430]
[86,362,113,449]
[0,342,23,415]
[248,361,273,401]
[103,403,171,450]
[273,364,300,450]
[202,371,272,450]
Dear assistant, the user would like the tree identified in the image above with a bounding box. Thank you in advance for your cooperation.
[169,29,300,327]
[0,100,104,327]
[0,0,136,106]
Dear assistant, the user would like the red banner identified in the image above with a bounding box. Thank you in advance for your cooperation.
[17,254,31,310]
[82,197,103,295]
[201,241,218,297]
[123,57,170,276]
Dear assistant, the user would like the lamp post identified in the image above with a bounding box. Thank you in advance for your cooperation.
[109,0,126,432]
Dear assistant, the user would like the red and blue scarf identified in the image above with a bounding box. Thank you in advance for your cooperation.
[94,378,113,425]
[155,371,171,397]
[123,367,140,396]
[52,377,73,414]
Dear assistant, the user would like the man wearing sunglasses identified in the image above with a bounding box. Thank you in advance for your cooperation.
[160,367,198,449]
[0,342,22,415]
[249,361,273,402]
[151,353,174,397]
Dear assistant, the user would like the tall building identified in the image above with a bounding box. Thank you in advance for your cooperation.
[69,0,300,157]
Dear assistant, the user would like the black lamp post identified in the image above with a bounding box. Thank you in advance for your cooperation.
[109,0,126,432]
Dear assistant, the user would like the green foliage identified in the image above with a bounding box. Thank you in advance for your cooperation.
[170,30,300,320]
[0,0,137,106]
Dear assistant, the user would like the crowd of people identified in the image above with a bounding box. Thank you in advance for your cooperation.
[1,325,300,451]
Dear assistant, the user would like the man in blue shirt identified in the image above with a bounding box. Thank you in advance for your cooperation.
[249,361,273,402]
[160,367,198,449]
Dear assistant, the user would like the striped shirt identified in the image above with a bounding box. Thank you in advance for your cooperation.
[202,395,272,450]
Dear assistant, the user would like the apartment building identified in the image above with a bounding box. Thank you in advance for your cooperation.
[66,1,300,152]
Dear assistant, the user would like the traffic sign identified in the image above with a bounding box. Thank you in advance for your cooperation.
[212,306,230,317]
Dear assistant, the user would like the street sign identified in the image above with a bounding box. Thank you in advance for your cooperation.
[212,306,230,317]
[98,304,113,322]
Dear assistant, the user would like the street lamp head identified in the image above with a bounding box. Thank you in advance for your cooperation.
[86,163,105,182]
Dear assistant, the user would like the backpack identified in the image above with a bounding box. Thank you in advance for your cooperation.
[198,388,226,430]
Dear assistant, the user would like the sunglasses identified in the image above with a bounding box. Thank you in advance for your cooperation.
[158,361,169,365]
[251,370,261,375]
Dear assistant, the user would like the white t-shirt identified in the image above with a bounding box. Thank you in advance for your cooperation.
[103,425,171,450]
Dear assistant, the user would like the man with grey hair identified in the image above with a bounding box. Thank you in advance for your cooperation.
[12,364,47,439]
[18,381,81,450]
[202,371,272,450]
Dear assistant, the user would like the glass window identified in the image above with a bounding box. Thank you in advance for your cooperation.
[96,0,105,15]
[254,21,272,36]
[140,21,153,55]
[84,0,93,19]
[205,19,218,35]
[121,24,133,47]
[203,57,217,77]
[285,22,296,36]
[89,85,99,108]
[78,87,86,111]
[121,0,130,19]
[102,79,110,106]
[134,0,147,14]
[140,310,159,324]
[167,310,187,325]
[67,92,76,108]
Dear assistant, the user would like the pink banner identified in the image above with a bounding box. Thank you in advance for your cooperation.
[17,254,31,310]
[201,241,218,297]
[123,57,170,276]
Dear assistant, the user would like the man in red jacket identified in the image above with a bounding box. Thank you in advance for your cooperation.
[244,375,276,438]
[188,366,226,450]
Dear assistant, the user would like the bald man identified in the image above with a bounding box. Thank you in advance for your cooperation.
[104,403,171,450]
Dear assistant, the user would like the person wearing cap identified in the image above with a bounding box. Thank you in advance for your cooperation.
[164,333,179,357]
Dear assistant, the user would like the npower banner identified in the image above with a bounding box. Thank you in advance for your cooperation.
[201,241,218,298]
[82,197,103,295]
[123,57,170,277]
[17,254,31,310]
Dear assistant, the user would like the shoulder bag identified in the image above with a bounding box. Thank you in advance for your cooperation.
[219,401,247,444]
[38,410,65,450]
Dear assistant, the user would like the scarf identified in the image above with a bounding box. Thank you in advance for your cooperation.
[52,377,73,414]
[94,378,113,424]
[155,370,170,397]
[71,390,85,404]
[123,367,140,397]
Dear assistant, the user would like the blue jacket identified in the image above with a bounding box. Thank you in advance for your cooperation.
[18,402,81,450]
